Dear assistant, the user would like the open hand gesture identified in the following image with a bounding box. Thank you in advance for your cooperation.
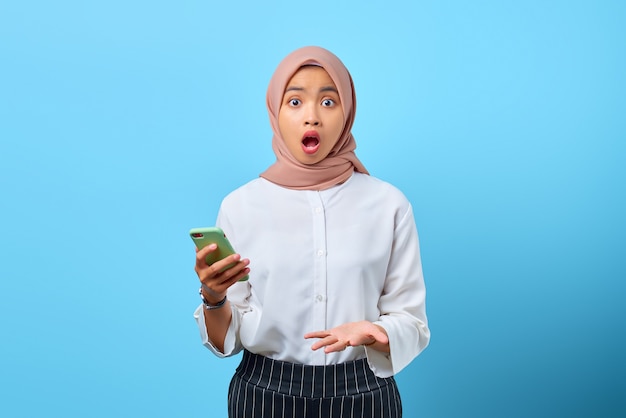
[304,321,390,353]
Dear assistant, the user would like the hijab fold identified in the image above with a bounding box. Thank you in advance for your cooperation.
[260,46,368,190]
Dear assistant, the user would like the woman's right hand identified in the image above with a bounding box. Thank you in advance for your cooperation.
[195,244,250,304]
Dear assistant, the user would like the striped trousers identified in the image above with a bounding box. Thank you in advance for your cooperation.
[227,350,402,418]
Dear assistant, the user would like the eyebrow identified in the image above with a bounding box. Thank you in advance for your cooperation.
[285,86,339,94]
[320,86,339,93]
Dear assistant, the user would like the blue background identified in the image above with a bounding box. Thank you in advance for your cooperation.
[1,1,624,417]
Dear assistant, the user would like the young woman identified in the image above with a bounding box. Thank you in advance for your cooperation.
[194,46,430,418]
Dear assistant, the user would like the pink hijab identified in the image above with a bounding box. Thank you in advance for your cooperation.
[260,46,369,190]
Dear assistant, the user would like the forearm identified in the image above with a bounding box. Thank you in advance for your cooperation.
[201,290,233,353]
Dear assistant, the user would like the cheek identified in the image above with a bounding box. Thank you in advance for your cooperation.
[277,110,292,137]
[330,114,345,136]
[278,117,296,141]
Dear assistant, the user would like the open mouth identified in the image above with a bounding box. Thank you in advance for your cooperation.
[301,131,321,154]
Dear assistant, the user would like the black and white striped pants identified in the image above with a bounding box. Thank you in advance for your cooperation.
[227,350,402,418]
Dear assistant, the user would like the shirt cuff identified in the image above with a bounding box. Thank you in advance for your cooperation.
[193,303,239,357]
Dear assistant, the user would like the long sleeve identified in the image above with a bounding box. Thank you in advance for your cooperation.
[367,204,430,377]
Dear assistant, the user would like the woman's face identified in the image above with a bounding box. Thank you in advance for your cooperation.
[278,66,344,165]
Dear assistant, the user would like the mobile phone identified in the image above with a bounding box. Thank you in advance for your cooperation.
[189,227,249,281]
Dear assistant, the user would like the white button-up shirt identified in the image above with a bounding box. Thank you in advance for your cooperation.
[194,172,429,377]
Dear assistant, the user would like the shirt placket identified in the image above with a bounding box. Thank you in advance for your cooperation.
[308,191,328,364]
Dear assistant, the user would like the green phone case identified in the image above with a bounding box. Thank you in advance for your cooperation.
[189,227,249,281]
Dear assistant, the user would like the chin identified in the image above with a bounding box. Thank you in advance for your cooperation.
[295,154,323,165]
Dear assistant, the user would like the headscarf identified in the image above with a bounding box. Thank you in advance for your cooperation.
[260,46,368,190]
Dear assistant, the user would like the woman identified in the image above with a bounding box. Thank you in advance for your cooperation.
[194,46,430,417]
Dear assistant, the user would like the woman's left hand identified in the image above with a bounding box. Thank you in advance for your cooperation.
[304,321,390,353]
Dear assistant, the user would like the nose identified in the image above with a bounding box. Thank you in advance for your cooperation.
[304,105,320,126]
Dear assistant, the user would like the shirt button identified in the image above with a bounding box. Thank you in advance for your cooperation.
[315,207,322,214]
[316,295,324,302]
[317,250,324,256]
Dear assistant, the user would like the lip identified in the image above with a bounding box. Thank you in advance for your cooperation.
[301,130,321,155]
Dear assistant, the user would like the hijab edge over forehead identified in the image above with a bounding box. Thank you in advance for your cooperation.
[260,46,368,191]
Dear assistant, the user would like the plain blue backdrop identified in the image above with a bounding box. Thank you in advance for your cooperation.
[1,1,624,417]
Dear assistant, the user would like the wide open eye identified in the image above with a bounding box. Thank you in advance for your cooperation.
[322,99,335,107]
[289,98,301,107]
